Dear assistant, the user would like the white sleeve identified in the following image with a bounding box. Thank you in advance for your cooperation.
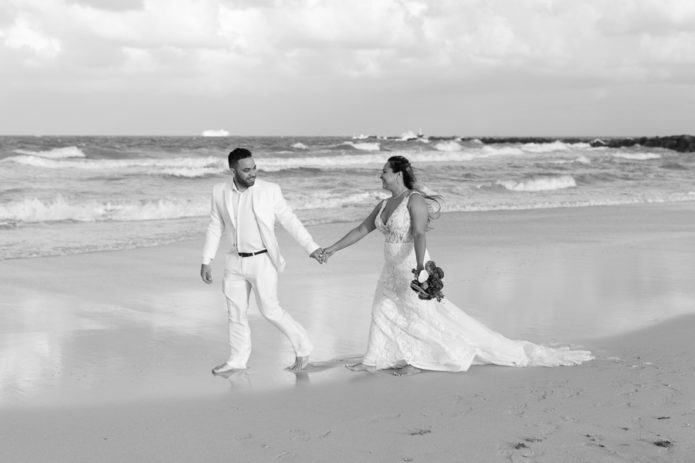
[273,185,318,254]
[202,187,224,264]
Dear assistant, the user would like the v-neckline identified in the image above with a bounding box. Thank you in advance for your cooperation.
[380,192,409,225]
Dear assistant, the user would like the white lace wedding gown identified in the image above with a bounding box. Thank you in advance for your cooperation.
[359,192,593,372]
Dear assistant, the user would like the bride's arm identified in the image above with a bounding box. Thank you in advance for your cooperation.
[408,194,429,271]
[324,202,381,257]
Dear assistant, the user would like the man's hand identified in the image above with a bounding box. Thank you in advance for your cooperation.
[310,248,326,264]
[200,263,213,284]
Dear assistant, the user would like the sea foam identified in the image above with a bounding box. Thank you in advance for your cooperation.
[612,152,662,160]
[434,141,463,152]
[446,191,695,213]
[161,167,223,178]
[497,175,577,192]
[291,191,387,210]
[342,141,381,151]
[4,155,224,172]
[521,141,590,153]
[0,196,207,223]
[480,145,525,156]
[13,146,86,158]
[258,153,387,171]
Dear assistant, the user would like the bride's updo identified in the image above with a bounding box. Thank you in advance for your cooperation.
[387,155,442,222]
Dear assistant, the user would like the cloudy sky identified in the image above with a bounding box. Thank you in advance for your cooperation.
[1,0,694,136]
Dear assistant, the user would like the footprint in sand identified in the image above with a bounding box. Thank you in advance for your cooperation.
[653,439,673,448]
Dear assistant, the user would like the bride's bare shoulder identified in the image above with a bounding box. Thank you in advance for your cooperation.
[407,191,426,206]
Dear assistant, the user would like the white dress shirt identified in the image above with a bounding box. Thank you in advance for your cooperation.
[231,180,265,253]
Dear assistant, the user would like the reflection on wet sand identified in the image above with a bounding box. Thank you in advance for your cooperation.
[1,204,694,408]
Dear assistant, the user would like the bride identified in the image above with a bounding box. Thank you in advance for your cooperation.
[322,156,593,376]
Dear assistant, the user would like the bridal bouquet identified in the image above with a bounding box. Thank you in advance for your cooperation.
[410,261,445,302]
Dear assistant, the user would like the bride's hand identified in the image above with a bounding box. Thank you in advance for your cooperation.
[412,265,427,283]
[322,246,336,262]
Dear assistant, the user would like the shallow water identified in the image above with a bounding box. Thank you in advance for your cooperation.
[1,205,694,407]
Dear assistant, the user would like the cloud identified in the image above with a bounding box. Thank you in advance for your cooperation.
[67,0,224,49]
[597,0,695,36]
[640,31,695,65]
[2,0,695,134]
[4,0,694,79]
[3,16,61,60]
[65,0,145,12]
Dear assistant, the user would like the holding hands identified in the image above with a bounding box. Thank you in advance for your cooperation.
[310,247,336,264]
[310,247,327,264]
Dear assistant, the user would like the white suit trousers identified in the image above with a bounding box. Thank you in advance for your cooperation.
[222,253,313,368]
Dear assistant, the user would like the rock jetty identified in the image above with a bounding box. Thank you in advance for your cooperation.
[452,135,695,153]
[588,135,695,152]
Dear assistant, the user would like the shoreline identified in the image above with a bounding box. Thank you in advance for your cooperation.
[4,199,695,263]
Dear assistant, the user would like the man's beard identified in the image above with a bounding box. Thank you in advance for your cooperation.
[235,174,255,188]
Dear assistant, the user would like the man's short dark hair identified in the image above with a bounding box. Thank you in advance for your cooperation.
[228,148,252,168]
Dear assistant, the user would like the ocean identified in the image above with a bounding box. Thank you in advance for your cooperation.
[1,135,694,260]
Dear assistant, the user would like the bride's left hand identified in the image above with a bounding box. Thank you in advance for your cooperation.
[412,265,427,283]
[321,246,336,263]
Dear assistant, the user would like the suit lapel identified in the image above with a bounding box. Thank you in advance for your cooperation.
[250,181,269,226]
[250,182,285,271]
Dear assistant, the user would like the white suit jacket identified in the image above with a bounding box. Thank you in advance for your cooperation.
[202,179,318,272]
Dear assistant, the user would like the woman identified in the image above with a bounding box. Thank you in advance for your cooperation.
[322,156,593,376]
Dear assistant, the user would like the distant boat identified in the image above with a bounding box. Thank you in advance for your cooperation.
[201,129,230,137]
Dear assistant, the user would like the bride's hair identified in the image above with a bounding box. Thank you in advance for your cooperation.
[387,155,442,222]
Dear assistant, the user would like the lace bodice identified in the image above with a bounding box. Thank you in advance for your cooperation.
[375,192,417,244]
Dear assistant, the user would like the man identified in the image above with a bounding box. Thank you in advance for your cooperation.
[200,147,324,374]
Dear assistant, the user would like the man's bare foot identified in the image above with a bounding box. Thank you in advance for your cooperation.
[212,362,245,375]
[286,355,310,372]
[393,365,421,376]
[345,362,371,372]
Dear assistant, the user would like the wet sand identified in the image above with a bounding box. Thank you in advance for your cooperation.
[1,203,694,461]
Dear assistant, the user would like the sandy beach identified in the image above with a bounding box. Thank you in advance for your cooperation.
[2,203,694,462]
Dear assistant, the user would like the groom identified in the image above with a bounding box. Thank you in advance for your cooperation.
[200,147,324,374]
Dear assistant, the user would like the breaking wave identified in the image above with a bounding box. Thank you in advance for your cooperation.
[290,191,387,210]
[0,196,207,224]
[13,146,86,159]
[521,141,591,153]
[4,155,225,172]
[497,175,577,192]
[434,141,463,152]
[341,141,381,151]
[612,152,662,160]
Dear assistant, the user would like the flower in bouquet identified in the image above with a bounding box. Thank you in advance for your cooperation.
[410,260,445,302]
